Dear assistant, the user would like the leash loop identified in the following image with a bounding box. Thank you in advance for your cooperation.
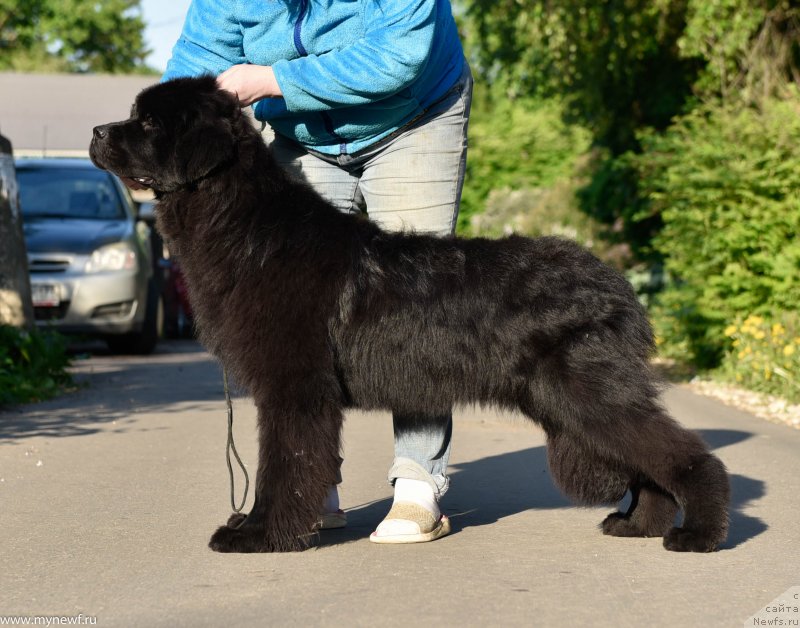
[224,368,250,513]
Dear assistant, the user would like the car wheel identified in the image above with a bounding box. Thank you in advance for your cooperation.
[106,283,163,355]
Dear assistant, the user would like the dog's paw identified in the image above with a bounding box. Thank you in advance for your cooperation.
[601,511,670,538]
[209,523,267,553]
[600,512,641,537]
[208,522,311,553]
[663,526,722,552]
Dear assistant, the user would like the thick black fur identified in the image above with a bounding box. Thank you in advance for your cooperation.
[90,77,730,553]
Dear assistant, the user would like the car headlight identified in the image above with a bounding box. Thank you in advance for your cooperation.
[85,242,138,273]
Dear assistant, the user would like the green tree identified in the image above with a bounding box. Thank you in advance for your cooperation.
[634,1,800,369]
[459,83,592,231]
[679,0,800,103]
[464,0,800,261]
[462,0,701,260]
[0,0,150,73]
[464,0,698,153]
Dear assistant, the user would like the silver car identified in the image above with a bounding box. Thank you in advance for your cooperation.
[17,158,162,354]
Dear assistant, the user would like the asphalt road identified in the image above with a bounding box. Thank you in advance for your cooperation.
[1,340,797,627]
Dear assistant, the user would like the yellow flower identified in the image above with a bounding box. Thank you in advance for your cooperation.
[764,368,772,380]
[732,339,741,347]
[724,325,738,337]
[745,315,764,327]
[772,323,786,336]
[754,331,766,340]
[784,344,796,357]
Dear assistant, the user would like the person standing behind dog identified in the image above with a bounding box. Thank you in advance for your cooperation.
[161,0,472,544]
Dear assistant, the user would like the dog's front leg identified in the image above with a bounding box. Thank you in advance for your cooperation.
[209,394,344,553]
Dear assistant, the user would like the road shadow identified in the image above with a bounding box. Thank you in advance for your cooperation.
[722,474,767,550]
[3,345,770,551]
[319,428,767,550]
[0,340,230,442]
[318,444,569,547]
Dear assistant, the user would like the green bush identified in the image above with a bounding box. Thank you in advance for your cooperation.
[636,94,800,367]
[0,325,72,406]
[576,149,663,263]
[470,178,596,242]
[460,85,592,233]
[467,155,635,268]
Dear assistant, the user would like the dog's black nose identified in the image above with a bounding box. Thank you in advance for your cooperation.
[93,126,107,139]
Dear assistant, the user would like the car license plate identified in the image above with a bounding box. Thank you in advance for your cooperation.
[31,284,60,307]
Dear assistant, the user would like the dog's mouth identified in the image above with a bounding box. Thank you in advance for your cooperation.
[110,174,156,192]
[90,136,156,189]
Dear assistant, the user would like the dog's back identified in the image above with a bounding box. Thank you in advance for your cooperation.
[331,230,653,417]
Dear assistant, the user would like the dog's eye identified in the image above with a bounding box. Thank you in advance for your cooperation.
[141,116,157,131]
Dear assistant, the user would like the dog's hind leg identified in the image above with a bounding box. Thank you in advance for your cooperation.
[209,389,344,553]
[585,405,730,552]
[601,482,678,538]
[531,340,730,551]
[656,440,730,552]
[544,428,630,506]
[544,426,680,538]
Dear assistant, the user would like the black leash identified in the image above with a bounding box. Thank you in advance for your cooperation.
[223,368,250,513]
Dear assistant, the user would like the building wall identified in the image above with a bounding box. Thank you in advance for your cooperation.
[0,73,156,156]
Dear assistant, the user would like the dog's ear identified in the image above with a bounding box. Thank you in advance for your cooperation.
[174,123,236,184]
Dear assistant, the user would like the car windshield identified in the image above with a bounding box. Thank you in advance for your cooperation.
[17,166,126,220]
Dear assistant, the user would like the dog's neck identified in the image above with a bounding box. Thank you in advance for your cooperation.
[153,150,241,196]
[153,125,297,249]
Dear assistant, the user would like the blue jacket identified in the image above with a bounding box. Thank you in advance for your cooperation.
[163,0,465,155]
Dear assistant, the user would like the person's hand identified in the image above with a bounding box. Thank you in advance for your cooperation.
[216,64,283,106]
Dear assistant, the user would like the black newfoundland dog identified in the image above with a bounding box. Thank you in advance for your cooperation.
[90,77,730,553]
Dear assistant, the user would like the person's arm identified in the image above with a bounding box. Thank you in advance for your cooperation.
[218,0,439,111]
[162,0,246,81]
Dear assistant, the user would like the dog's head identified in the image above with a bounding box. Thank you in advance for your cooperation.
[90,76,241,193]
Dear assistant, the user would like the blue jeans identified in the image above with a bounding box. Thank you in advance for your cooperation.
[267,63,473,499]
